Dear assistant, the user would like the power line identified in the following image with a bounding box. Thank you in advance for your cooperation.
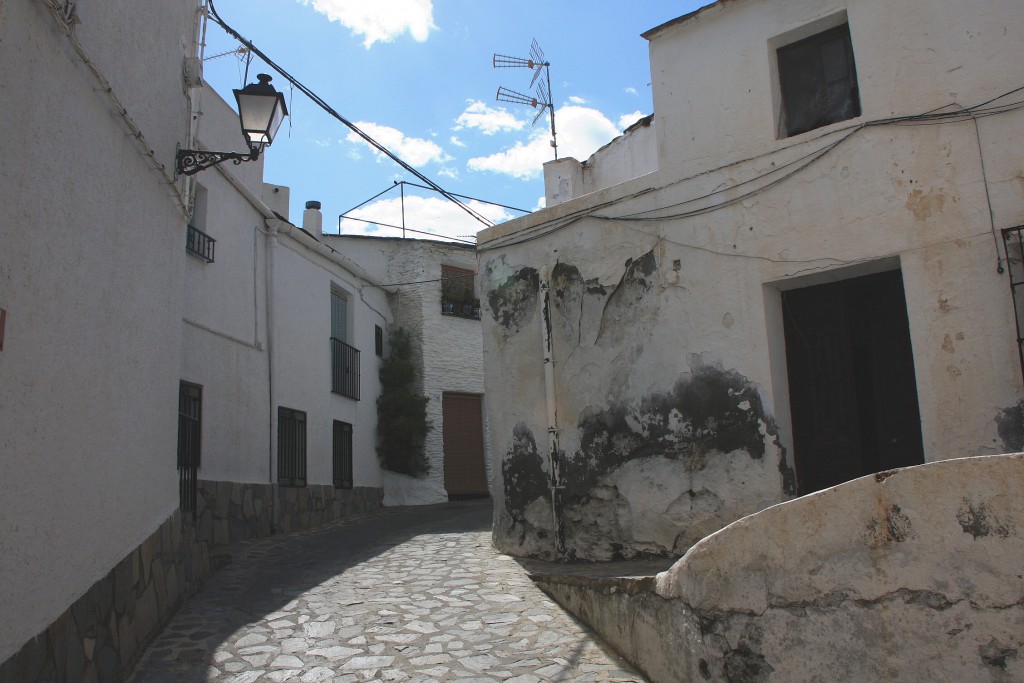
[205,0,495,230]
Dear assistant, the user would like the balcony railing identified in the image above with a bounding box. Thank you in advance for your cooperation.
[331,337,360,400]
[186,224,215,263]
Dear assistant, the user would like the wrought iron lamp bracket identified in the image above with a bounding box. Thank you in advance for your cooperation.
[175,144,261,177]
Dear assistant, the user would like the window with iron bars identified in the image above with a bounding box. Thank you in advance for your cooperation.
[333,420,353,489]
[441,265,481,320]
[177,382,202,518]
[331,289,360,399]
[277,407,307,487]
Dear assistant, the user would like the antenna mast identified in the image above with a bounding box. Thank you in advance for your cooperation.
[493,39,557,160]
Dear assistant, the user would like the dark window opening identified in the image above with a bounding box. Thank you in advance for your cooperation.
[375,325,384,357]
[441,265,481,320]
[177,382,202,517]
[777,23,860,137]
[783,270,924,495]
[333,420,353,489]
[278,407,307,487]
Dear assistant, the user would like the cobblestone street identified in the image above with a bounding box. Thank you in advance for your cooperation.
[129,500,643,683]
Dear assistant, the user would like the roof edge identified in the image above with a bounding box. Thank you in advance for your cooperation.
[642,0,735,40]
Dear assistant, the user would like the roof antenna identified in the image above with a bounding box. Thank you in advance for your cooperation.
[494,39,557,160]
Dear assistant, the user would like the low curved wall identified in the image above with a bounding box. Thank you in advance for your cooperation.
[653,454,1024,681]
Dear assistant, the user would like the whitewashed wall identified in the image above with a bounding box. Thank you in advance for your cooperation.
[270,228,389,490]
[481,0,1024,560]
[0,0,198,662]
[181,89,271,484]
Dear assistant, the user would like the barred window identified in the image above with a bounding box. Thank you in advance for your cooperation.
[333,420,353,489]
[278,407,307,487]
[177,382,202,516]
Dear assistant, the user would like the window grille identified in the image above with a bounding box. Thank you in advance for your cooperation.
[177,382,202,517]
[278,407,307,487]
[1002,226,1024,385]
[333,421,353,489]
[777,23,860,137]
[441,265,481,319]
[331,338,360,399]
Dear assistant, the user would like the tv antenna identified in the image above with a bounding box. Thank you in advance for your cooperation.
[493,39,557,160]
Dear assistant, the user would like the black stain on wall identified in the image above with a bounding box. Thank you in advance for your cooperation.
[566,362,782,507]
[956,499,1014,539]
[995,400,1024,451]
[502,423,549,529]
[866,504,916,545]
[979,639,1018,670]
[486,265,539,335]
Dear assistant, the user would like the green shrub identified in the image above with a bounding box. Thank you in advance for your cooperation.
[377,327,432,476]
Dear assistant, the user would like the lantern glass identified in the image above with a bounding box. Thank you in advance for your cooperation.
[234,74,288,150]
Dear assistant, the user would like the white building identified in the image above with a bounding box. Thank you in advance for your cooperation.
[180,87,389,545]
[0,0,204,679]
[478,0,1024,561]
[0,2,391,678]
[325,234,490,505]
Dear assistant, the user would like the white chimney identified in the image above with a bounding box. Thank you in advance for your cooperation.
[302,200,323,235]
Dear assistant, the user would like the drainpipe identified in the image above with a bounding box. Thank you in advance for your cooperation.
[538,266,566,558]
[265,218,280,533]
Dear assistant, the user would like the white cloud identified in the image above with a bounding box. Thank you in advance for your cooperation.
[438,167,459,180]
[453,100,526,135]
[449,135,467,148]
[467,105,621,180]
[346,122,449,166]
[298,0,436,48]
[338,195,514,242]
[624,86,638,96]
[534,196,546,211]
[618,110,646,130]
[567,95,587,105]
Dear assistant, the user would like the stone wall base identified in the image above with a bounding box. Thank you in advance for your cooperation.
[277,485,383,534]
[0,482,383,682]
[0,511,207,683]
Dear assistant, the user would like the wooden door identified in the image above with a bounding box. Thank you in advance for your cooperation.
[783,270,924,494]
[442,393,489,498]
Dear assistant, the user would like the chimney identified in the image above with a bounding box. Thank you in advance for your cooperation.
[302,200,323,235]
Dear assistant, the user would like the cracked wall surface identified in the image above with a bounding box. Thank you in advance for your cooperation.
[646,454,1024,682]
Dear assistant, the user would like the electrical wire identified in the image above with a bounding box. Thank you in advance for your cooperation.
[205,0,495,230]
[480,86,1024,254]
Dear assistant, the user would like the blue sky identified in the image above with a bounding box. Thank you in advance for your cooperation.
[201,0,705,241]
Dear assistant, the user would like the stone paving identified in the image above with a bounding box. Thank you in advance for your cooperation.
[129,500,644,683]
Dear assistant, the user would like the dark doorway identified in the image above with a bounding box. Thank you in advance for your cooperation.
[783,269,924,495]
[442,392,490,499]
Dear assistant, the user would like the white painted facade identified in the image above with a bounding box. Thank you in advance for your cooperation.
[183,86,390,495]
[478,0,1024,561]
[326,235,489,505]
[0,0,200,663]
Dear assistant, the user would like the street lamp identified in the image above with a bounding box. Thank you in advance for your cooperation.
[175,73,288,177]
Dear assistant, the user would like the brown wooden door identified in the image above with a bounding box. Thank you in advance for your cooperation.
[783,270,924,495]
[442,393,489,497]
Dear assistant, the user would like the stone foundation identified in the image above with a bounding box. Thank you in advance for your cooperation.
[0,482,382,682]
[277,485,383,533]
[0,511,206,683]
